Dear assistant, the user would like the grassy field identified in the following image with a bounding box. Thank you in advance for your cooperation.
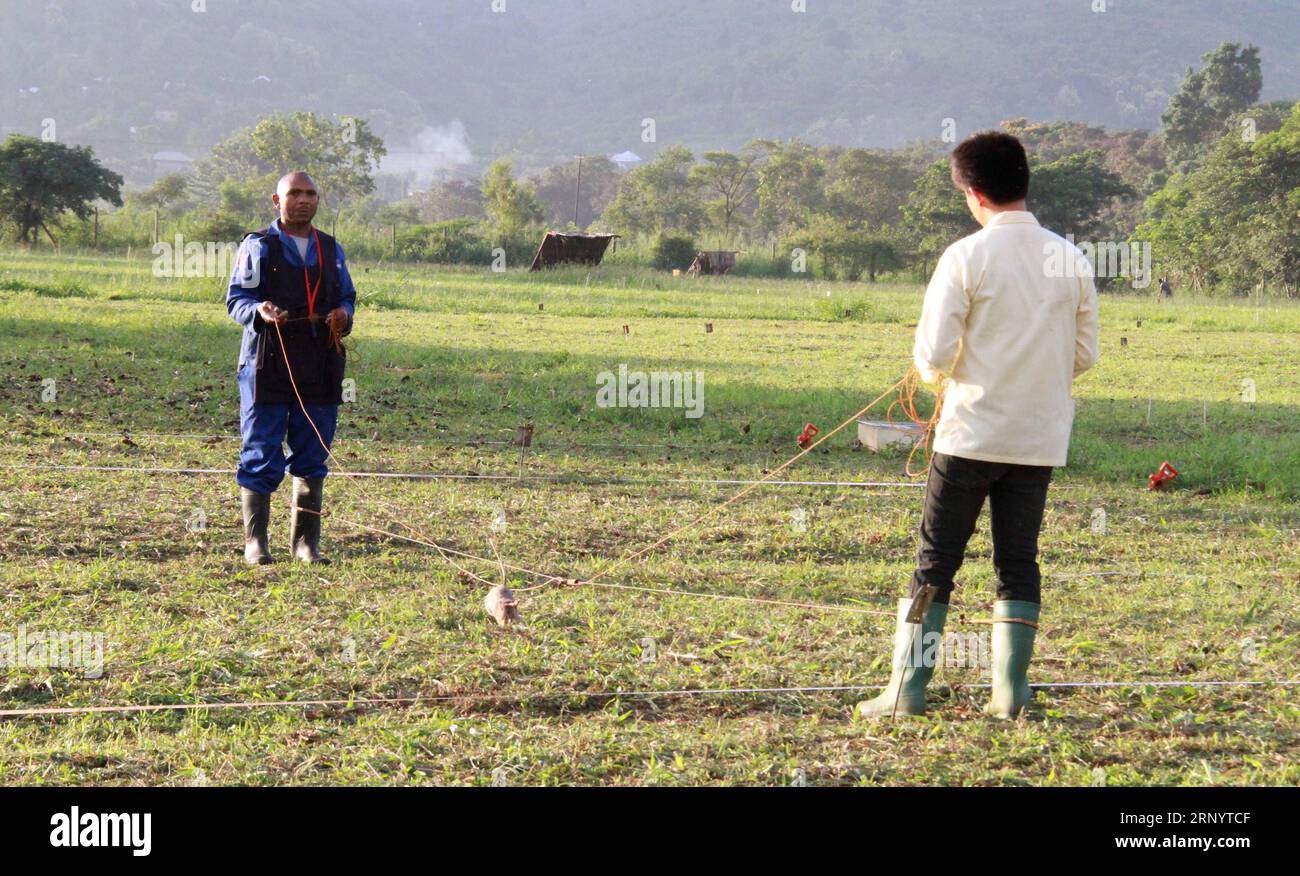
[0,247,1296,785]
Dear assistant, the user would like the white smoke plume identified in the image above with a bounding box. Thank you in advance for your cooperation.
[381,121,474,185]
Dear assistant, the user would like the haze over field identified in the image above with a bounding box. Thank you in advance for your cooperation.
[3,0,1299,177]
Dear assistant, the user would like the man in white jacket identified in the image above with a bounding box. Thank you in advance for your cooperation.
[857,131,1100,720]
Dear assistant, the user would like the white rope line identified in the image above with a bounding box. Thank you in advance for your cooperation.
[0,462,926,489]
[38,429,751,451]
[2,680,1294,719]
[1016,680,1300,688]
[0,464,1283,588]
[315,508,899,617]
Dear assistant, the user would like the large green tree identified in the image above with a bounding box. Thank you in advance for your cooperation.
[412,179,486,223]
[796,216,905,282]
[602,145,705,236]
[902,159,977,266]
[821,147,923,228]
[791,147,924,281]
[1139,102,1300,295]
[750,139,827,239]
[192,113,386,208]
[688,148,763,239]
[1002,117,1165,193]
[479,159,543,240]
[1030,150,1133,238]
[1162,42,1263,173]
[0,135,123,243]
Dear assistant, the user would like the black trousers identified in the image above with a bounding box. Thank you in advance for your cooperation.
[909,452,1053,605]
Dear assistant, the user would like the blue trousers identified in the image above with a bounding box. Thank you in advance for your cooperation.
[236,364,338,495]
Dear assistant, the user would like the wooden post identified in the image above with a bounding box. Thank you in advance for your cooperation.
[153,209,160,245]
[391,223,397,257]
[573,154,583,228]
[513,423,534,481]
[93,207,99,246]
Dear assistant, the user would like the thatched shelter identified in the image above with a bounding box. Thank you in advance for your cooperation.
[687,250,741,276]
[529,231,621,270]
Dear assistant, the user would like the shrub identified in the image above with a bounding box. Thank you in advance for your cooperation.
[652,234,697,271]
[395,219,487,264]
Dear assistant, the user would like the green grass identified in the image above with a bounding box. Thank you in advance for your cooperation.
[0,248,1296,786]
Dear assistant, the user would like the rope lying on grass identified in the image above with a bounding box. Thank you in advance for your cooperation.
[302,510,901,614]
[32,428,909,452]
[0,462,928,490]
[264,320,946,609]
[14,328,1280,723]
[579,367,939,590]
[3,679,1295,719]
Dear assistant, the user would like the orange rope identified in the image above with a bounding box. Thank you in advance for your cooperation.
[270,320,945,606]
[280,313,348,356]
[885,367,947,478]
[272,321,496,588]
[584,369,943,587]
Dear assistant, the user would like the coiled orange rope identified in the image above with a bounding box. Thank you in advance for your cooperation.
[886,367,947,478]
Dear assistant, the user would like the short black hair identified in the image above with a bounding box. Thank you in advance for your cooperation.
[949,131,1030,205]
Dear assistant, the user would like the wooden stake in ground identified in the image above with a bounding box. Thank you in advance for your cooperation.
[513,422,534,480]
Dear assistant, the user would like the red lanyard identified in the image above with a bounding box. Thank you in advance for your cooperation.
[301,227,323,319]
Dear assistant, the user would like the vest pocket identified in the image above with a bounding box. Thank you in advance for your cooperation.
[265,326,327,397]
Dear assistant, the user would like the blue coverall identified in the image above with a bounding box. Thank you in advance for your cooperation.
[226,219,357,495]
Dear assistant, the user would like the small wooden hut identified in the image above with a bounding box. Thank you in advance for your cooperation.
[529,231,621,270]
[686,250,742,276]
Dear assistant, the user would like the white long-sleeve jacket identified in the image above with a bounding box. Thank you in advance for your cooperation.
[913,210,1100,467]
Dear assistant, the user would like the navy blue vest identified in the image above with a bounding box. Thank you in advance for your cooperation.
[247,226,346,405]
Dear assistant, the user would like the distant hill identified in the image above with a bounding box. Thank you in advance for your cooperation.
[2,0,1298,183]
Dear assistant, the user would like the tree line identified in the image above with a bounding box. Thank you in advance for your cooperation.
[0,42,1295,295]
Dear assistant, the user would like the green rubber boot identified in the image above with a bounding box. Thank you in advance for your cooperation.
[984,600,1040,719]
[854,597,949,719]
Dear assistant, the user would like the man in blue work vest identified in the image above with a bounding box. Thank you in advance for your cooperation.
[226,171,356,565]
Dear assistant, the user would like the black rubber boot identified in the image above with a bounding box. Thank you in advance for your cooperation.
[289,476,330,564]
[240,487,273,565]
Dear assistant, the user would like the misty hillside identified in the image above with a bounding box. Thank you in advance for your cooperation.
[2,0,1298,182]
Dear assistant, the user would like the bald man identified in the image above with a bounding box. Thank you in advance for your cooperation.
[226,172,356,565]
